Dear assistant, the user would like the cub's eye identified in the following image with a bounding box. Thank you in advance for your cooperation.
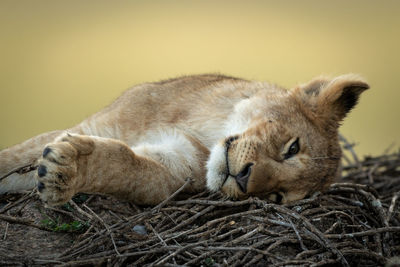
[284,138,300,159]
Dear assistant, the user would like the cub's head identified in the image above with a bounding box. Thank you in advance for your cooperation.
[206,74,369,203]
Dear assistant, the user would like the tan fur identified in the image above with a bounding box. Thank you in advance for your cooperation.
[0,74,369,205]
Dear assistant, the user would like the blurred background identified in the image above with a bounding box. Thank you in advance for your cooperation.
[0,0,399,157]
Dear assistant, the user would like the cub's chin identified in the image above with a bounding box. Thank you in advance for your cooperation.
[220,176,247,199]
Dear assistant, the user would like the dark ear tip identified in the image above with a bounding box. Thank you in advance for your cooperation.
[346,81,369,90]
[340,82,370,114]
[345,82,370,94]
[357,82,370,90]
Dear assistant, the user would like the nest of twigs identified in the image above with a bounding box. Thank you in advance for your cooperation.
[1,137,399,267]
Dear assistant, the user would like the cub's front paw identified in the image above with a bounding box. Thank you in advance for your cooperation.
[36,133,94,206]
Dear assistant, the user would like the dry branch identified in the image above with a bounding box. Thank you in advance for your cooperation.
[0,145,399,266]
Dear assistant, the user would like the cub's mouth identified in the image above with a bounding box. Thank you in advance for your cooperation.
[222,136,253,194]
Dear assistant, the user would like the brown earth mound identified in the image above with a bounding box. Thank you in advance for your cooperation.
[1,140,399,266]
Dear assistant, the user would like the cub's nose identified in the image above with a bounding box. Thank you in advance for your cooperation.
[235,163,253,193]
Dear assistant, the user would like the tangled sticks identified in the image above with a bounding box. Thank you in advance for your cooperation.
[47,184,399,266]
[0,142,400,266]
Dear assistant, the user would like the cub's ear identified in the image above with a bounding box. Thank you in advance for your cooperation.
[296,74,369,123]
[316,74,369,121]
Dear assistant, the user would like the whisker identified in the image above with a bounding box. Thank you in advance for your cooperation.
[310,156,341,160]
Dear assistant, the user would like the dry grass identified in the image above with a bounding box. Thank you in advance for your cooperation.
[0,138,399,266]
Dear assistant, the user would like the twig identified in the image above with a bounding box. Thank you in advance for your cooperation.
[171,197,257,207]
[148,223,167,247]
[68,200,94,221]
[0,190,36,214]
[152,242,208,266]
[0,164,37,182]
[263,204,349,267]
[0,214,50,231]
[3,222,8,240]
[387,192,399,222]
[152,177,192,213]
[368,163,379,184]
[340,134,361,169]
[288,217,307,251]
[325,227,400,239]
[82,204,121,256]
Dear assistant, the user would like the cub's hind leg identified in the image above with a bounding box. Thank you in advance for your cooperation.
[37,131,207,206]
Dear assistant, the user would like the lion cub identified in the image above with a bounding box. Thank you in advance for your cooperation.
[0,74,368,206]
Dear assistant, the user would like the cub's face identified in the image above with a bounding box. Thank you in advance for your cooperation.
[206,74,369,203]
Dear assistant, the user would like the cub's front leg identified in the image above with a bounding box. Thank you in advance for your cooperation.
[36,133,202,206]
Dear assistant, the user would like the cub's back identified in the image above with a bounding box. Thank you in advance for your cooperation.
[80,74,284,147]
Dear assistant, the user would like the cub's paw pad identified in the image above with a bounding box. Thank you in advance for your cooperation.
[36,133,92,206]
[37,165,47,177]
[37,181,45,193]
